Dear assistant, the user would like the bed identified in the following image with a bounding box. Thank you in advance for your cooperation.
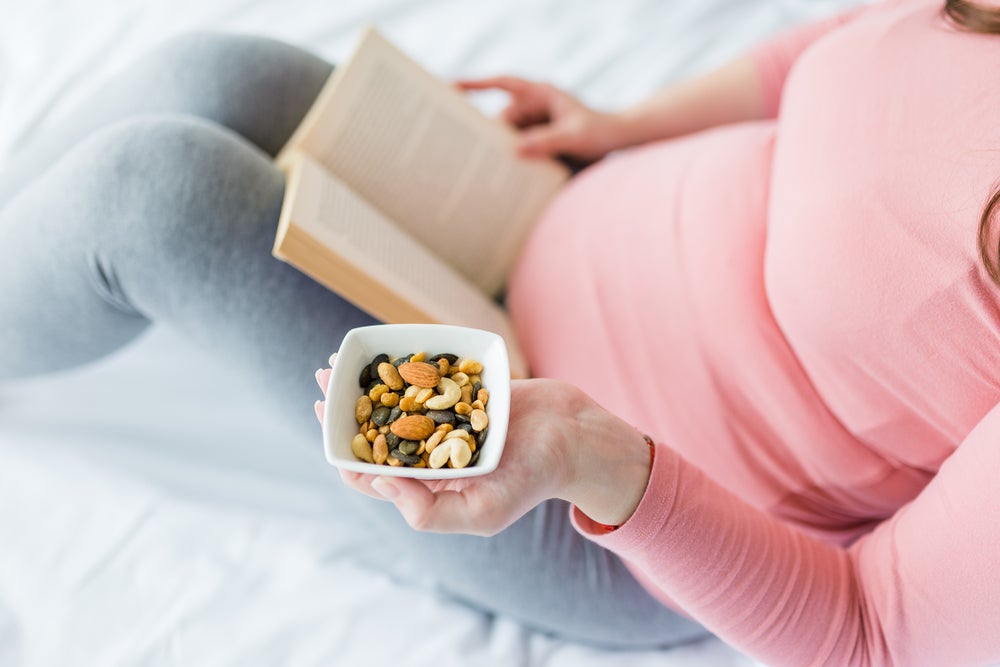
[0,1,862,665]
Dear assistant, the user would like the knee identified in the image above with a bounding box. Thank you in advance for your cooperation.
[135,32,332,154]
[77,114,284,256]
[142,31,287,88]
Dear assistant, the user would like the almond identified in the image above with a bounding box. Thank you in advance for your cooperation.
[389,414,435,441]
[397,361,441,388]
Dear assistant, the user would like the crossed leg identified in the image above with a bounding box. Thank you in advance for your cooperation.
[0,33,708,648]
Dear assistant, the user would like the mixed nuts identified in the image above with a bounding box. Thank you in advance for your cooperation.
[351,351,490,469]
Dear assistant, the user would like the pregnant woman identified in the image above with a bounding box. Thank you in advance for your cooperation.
[4,0,1000,664]
[333,1,1000,664]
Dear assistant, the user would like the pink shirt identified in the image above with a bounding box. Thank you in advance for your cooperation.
[507,1,1000,664]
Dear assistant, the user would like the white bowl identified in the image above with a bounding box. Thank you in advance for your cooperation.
[323,324,510,478]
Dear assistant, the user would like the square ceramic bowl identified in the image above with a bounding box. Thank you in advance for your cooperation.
[323,324,510,478]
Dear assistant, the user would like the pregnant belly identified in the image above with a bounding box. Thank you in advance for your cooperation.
[506,121,901,524]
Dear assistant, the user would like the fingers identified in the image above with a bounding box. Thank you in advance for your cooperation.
[460,76,539,127]
[455,75,529,93]
[502,103,551,129]
[517,124,572,157]
[315,367,332,394]
[314,363,334,423]
[370,477,498,536]
[338,469,396,501]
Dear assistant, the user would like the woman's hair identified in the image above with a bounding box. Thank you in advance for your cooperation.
[945,0,1000,32]
[944,0,1000,284]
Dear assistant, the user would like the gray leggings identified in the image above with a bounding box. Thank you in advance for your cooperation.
[0,32,707,649]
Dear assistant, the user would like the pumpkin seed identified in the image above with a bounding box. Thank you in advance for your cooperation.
[371,406,392,426]
[358,363,373,388]
[398,439,420,456]
[390,449,421,465]
[426,410,456,425]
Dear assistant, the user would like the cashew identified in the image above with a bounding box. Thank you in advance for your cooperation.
[429,440,452,468]
[424,377,461,410]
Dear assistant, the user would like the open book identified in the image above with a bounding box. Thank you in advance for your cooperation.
[272,27,570,378]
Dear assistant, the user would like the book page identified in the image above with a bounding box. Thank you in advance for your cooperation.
[274,153,528,378]
[279,27,568,296]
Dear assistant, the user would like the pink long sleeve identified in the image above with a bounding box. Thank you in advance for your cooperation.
[573,403,1000,666]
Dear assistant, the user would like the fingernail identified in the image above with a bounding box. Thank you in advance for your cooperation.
[314,399,324,422]
[328,353,338,366]
[371,477,399,499]
[315,368,330,391]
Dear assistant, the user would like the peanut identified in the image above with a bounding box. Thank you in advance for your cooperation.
[470,409,489,432]
[355,396,373,425]
[377,362,405,390]
[450,440,472,468]
[424,430,446,453]
[429,440,452,468]
[352,433,374,463]
[372,434,388,464]
[458,359,483,375]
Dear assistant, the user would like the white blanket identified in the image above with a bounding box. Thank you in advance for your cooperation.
[0,1,861,665]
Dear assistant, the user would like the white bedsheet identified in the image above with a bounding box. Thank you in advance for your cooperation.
[1,1,861,665]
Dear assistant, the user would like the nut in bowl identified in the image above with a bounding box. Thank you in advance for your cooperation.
[323,324,511,479]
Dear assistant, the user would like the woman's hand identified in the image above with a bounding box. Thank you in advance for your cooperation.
[314,363,653,536]
[458,76,625,164]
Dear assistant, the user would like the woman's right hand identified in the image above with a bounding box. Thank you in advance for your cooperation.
[316,365,653,536]
[458,76,625,164]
